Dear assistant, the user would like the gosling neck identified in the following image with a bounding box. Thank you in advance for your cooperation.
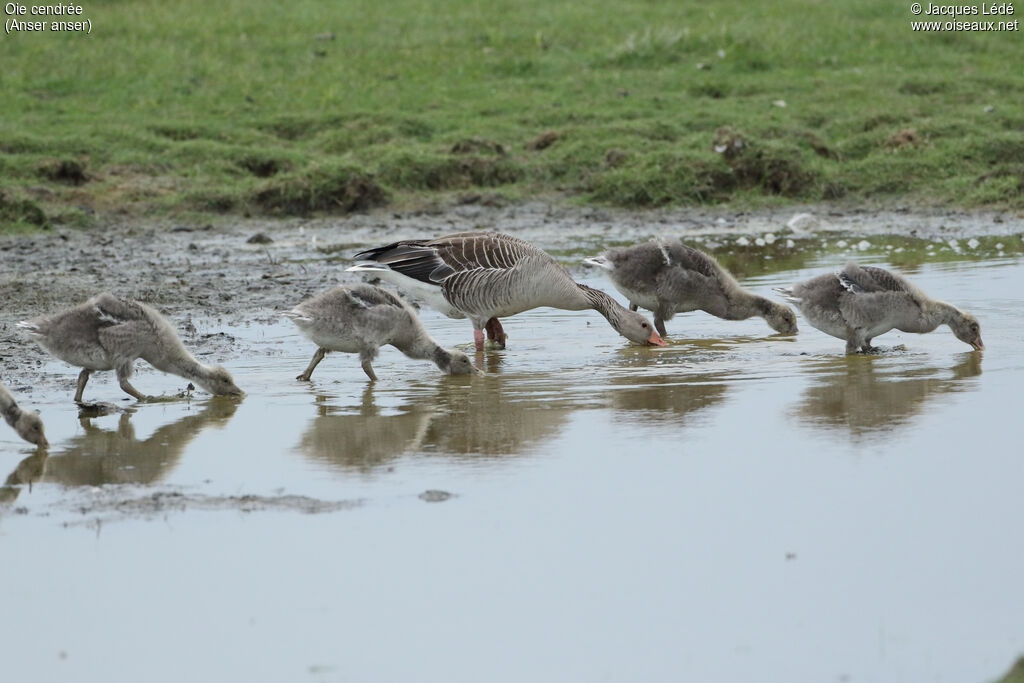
[924,300,963,332]
[1,400,21,429]
[394,329,447,367]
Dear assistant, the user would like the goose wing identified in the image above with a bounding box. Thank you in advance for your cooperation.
[90,293,149,327]
[838,263,918,295]
[353,232,539,286]
[837,264,924,328]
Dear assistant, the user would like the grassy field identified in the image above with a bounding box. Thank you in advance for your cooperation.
[2,0,1023,231]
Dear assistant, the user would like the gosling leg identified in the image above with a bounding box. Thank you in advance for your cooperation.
[116,373,147,401]
[360,358,379,382]
[74,369,92,403]
[297,348,327,381]
[654,317,668,338]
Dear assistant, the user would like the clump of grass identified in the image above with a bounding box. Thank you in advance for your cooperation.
[450,138,506,155]
[591,128,816,206]
[37,158,90,185]
[378,152,523,191]
[251,165,389,215]
[237,154,292,178]
[0,190,50,230]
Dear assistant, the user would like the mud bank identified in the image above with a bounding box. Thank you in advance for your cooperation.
[2,201,1020,394]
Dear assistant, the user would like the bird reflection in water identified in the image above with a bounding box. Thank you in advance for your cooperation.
[605,372,730,426]
[1,398,239,504]
[296,375,573,473]
[791,352,982,438]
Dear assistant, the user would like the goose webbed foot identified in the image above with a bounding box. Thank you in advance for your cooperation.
[297,348,327,381]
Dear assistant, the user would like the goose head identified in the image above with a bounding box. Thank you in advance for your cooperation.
[444,350,482,376]
[765,301,799,335]
[949,312,984,351]
[16,410,48,448]
[198,366,245,396]
[616,310,667,347]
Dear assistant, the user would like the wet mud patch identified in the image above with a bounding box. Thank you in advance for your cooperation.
[56,487,362,525]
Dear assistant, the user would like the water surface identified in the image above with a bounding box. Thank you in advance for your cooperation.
[2,236,1023,683]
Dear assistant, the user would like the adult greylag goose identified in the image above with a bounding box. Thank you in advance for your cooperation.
[18,293,243,402]
[348,231,666,351]
[0,382,48,447]
[584,238,798,337]
[774,262,984,354]
[284,284,479,381]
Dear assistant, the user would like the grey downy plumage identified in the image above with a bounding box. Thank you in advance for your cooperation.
[18,293,243,402]
[347,231,666,351]
[584,238,798,337]
[284,284,479,381]
[0,382,48,447]
[774,262,984,354]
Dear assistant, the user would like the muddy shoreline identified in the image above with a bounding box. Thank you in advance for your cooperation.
[1,201,1020,399]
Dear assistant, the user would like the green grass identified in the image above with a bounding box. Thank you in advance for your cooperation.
[2,0,1024,230]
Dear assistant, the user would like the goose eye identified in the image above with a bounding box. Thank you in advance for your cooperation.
[641,322,648,328]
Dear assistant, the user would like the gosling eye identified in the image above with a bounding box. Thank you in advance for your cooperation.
[970,323,979,332]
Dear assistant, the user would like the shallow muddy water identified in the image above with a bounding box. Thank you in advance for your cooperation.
[2,213,1023,683]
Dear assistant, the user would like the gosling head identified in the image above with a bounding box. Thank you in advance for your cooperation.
[949,312,984,351]
[198,366,245,396]
[15,411,48,448]
[441,350,481,376]
[614,310,667,347]
[764,301,799,335]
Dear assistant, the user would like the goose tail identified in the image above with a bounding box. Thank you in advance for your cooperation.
[346,262,392,274]
[582,255,613,271]
[15,320,42,336]
[281,310,312,324]
[772,286,801,304]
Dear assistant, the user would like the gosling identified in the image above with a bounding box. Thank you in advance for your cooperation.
[284,284,480,381]
[18,293,243,402]
[774,262,984,354]
[584,238,798,336]
[0,382,48,447]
